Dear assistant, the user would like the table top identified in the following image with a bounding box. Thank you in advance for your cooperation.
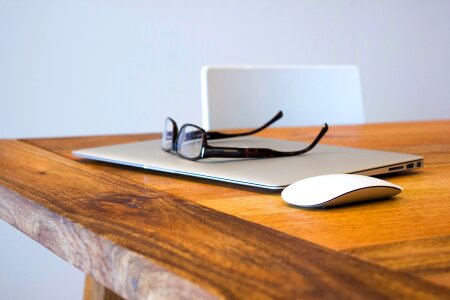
[0,121,449,299]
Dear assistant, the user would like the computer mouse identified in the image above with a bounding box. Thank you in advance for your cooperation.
[281,174,403,208]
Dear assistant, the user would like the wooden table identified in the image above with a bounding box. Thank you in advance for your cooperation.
[0,121,449,299]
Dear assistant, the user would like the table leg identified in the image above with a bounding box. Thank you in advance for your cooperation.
[83,275,125,300]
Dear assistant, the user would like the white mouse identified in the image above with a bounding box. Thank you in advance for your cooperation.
[281,174,403,208]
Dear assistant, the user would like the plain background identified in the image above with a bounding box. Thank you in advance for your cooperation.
[1,1,449,299]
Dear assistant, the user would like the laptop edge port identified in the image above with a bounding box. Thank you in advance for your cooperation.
[389,165,404,172]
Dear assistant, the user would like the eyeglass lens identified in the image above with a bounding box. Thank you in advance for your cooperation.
[177,125,204,159]
[162,118,175,151]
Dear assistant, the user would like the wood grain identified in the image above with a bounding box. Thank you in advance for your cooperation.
[27,121,450,248]
[345,236,450,289]
[1,138,449,299]
[24,121,450,291]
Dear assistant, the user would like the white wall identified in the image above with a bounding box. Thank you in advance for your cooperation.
[0,1,449,299]
[0,221,84,300]
[1,0,449,139]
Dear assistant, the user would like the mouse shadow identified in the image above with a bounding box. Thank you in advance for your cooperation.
[286,196,401,211]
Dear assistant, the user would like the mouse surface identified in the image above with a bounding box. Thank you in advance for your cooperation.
[281,174,402,208]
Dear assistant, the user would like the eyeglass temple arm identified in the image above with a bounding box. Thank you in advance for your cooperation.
[202,123,328,159]
[205,111,283,140]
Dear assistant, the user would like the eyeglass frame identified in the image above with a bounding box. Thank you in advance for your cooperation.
[162,111,284,153]
[162,112,329,161]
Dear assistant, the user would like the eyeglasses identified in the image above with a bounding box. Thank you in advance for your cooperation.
[162,111,329,161]
[162,111,284,152]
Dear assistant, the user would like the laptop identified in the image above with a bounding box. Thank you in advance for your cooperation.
[73,137,423,190]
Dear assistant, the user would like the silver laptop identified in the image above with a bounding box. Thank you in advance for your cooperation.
[73,137,423,190]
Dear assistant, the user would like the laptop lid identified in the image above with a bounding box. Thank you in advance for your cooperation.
[73,137,423,190]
